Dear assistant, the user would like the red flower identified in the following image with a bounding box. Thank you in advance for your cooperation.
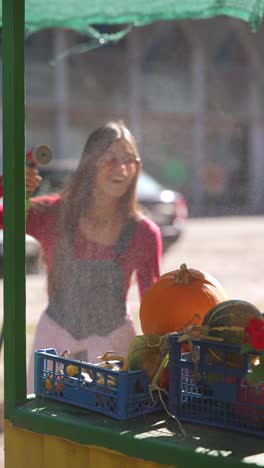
[243,318,264,351]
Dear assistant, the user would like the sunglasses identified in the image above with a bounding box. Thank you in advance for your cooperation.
[97,152,141,169]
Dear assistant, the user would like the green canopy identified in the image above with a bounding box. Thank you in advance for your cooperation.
[0,0,264,32]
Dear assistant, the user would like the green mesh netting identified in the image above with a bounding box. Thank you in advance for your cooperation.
[0,0,264,32]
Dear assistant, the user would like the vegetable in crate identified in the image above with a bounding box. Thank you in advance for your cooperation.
[236,318,264,425]
[66,365,79,377]
[125,334,169,386]
[241,317,264,386]
[202,299,263,367]
[95,335,170,390]
[44,372,65,394]
[140,263,227,335]
[235,382,264,426]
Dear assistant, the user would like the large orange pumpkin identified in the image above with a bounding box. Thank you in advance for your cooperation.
[140,263,228,335]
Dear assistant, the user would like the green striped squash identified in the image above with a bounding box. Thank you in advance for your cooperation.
[202,299,262,367]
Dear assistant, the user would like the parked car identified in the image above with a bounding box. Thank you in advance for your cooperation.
[136,171,188,247]
[36,159,188,249]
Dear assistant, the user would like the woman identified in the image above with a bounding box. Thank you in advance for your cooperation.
[25,121,162,392]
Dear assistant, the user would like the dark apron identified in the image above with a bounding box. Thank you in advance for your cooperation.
[46,219,138,340]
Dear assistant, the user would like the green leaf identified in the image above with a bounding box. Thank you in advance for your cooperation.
[151,353,169,387]
[259,353,264,364]
[247,363,264,385]
[240,343,254,354]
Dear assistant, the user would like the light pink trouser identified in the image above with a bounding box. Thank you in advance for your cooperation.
[27,311,136,394]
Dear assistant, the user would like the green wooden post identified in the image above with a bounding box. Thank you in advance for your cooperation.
[2,0,26,416]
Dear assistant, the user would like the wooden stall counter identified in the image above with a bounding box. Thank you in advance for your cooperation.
[4,398,264,468]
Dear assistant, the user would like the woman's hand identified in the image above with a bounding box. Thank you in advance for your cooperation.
[26,167,42,195]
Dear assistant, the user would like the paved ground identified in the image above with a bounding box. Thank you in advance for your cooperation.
[0,215,264,466]
[162,216,264,310]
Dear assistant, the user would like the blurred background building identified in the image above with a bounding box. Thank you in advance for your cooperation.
[1,17,264,217]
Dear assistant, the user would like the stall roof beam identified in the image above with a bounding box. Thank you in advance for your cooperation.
[0,0,264,32]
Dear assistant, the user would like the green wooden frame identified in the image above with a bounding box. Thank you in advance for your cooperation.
[3,0,27,417]
[2,2,263,466]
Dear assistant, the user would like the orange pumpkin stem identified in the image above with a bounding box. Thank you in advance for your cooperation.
[173,263,192,285]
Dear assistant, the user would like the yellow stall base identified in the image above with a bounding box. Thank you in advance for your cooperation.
[4,420,174,468]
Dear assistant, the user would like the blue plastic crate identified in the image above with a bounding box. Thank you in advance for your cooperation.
[34,348,162,420]
[169,334,264,437]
